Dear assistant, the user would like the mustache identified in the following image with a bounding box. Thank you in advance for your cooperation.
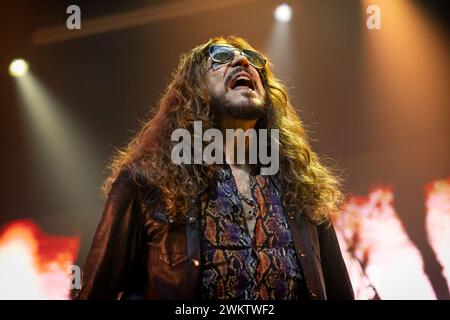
[224,66,250,86]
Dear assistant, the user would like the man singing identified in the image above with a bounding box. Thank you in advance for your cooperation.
[77,36,354,300]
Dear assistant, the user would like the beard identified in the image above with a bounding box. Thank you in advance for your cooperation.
[211,92,268,121]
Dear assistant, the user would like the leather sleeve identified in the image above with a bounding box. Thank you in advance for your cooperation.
[76,170,143,299]
[318,221,355,300]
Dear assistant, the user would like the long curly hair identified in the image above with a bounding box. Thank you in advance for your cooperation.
[103,36,343,225]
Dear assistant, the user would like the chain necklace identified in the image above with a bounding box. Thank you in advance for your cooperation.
[237,188,255,205]
[237,188,257,218]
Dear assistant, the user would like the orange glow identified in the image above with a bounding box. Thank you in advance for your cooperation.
[362,0,449,147]
[0,220,79,299]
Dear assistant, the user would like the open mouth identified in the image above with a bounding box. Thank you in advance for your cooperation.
[229,72,255,90]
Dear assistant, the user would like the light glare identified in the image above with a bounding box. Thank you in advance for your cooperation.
[274,3,292,22]
[9,59,29,77]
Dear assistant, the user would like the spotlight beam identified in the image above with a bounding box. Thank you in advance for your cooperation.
[13,72,103,209]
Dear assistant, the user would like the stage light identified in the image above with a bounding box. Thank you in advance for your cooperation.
[274,3,292,22]
[9,59,29,77]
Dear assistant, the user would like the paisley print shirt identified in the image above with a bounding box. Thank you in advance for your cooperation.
[201,164,304,300]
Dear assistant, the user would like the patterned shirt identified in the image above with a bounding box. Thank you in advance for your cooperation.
[201,164,304,300]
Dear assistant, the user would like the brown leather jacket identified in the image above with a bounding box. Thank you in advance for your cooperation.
[77,170,354,300]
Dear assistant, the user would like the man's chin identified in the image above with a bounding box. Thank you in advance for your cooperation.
[211,93,267,120]
[221,104,265,120]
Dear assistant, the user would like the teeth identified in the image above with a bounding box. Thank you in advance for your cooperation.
[232,75,253,89]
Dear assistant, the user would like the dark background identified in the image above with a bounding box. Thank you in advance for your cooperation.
[0,0,449,298]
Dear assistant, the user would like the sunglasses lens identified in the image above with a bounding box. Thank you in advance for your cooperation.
[210,46,234,63]
[243,49,266,69]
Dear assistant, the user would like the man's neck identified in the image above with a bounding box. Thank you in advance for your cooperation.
[218,116,257,171]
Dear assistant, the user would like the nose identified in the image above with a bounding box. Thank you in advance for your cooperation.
[230,50,250,68]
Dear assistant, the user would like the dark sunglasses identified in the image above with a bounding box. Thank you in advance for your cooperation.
[208,44,267,70]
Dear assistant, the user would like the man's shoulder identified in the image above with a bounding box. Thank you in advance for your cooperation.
[114,168,158,200]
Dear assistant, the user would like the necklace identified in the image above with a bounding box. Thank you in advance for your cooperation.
[237,188,256,218]
[237,188,255,205]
